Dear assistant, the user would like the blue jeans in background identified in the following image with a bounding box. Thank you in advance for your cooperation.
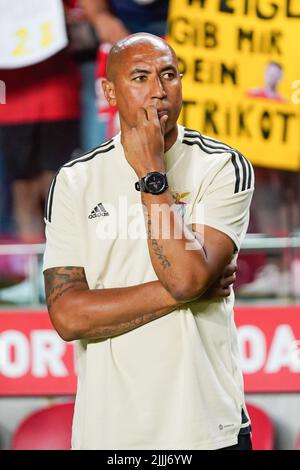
[80,61,107,152]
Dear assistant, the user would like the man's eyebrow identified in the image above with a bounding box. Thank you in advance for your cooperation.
[130,68,151,76]
[129,65,178,76]
[159,65,177,73]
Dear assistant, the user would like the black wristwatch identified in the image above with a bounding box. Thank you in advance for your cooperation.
[135,172,168,195]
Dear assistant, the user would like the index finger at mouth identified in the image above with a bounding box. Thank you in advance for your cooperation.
[136,108,148,125]
[146,105,160,123]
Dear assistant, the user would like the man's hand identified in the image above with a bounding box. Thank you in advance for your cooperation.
[93,12,130,44]
[81,0,130,44]
[202,260,237,300]
[121,106,168,177]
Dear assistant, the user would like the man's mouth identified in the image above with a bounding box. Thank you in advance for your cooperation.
[157,110,168,118]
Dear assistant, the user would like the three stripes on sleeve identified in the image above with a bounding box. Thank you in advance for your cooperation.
[183,128,253,194]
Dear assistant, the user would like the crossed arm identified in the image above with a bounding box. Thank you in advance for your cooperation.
[45,269,182,341]
[44,224,235,342]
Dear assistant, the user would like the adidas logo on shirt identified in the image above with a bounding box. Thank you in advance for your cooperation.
[88,203,109,219]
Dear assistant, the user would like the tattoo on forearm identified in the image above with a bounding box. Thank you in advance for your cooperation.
[146,216,171,269]
[44,267,87,310]
[94,308,171,339]
[151,238,171,269]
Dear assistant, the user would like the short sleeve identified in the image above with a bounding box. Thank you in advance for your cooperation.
[190,152,254,251]
[43,169,83,270]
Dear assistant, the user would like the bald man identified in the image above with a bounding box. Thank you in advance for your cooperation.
[43,34,254,450]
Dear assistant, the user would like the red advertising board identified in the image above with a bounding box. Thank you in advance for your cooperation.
[236,306,300,393]
[0,310,76,395]
[0,307,299,395]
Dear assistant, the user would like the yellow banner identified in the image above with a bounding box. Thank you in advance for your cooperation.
[167,0,300,170]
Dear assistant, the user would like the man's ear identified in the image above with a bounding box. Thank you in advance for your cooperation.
[102,80,117,106]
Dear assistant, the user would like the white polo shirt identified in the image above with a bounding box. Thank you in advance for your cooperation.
[43,124,254,450]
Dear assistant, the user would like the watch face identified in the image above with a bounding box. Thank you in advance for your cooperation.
[145,172,166,194]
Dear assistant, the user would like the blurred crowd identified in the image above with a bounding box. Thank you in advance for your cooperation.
[0,0,300,302]
[0,0,169,243]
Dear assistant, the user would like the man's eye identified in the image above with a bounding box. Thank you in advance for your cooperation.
[162,72,175,80]
[133,75,147,82]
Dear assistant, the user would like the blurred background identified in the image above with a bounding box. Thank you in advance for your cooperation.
[0,0,300,450]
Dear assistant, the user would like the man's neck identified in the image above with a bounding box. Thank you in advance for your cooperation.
[164,124,178,153]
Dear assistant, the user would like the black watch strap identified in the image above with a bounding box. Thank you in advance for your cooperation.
[135,172,168,195]
[135,180,148,192]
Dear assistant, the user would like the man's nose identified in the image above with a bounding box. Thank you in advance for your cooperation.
[151,76,167,99]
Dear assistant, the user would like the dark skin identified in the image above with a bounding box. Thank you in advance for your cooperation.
[44,34,236,342]
[44,264,235,341]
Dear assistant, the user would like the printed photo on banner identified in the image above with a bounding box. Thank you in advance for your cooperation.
[246,62,287,104]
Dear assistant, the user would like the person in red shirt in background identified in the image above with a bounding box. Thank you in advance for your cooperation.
[0,2,81,243]
[64,0,104,152]
[82,0,169,140]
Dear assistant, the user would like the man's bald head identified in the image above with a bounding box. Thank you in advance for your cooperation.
[102,32,182,150]
[106,33,178,82]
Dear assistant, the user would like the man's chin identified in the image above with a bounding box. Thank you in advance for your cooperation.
[164,121,177,135]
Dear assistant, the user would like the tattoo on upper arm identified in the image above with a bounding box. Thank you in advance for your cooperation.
[44,267,88,311]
